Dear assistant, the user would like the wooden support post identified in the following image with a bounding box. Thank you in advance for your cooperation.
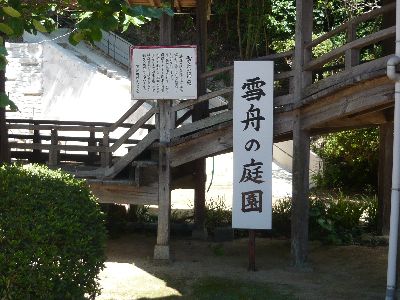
[382,0,395,55]
[248,230,256,271]
[378,122,394,235]
[155,100,173,260]
[192,0,209,240]
[101,129,110,168]
[0,43,9,164]
[154,9,174,260]
[291,113,311,267]
[345,21,360,70]
[291,0,313,268]
[87,128,96,165]
[32,121,41,163]
[49,129,59,167]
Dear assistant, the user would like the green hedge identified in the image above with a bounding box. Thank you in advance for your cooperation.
[0,164,106,299]
[272,193,378,244]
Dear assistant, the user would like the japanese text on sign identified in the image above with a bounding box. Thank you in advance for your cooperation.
[232,61,274,229]
[131,46,197,100]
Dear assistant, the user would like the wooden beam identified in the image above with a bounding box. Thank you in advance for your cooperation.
[170,123,232,167]
[303,56,390,103]
[171,111,232,139]
[301,81,394,130]
[88,180,158,205]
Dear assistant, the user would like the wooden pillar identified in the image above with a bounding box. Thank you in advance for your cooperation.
[154,11,174,260]
[192,0,209,240]
[291,0,313,268]
[378,122,394,235]
[49,129,59,167]
[0,38,9,164]
[382,0,395,55]
[101,129,110,168]
[32,121,41,163]
[0,107,9,164]
[87,128,96,165]
[345,21,359,70]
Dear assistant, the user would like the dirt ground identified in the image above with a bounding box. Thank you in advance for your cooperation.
[98,232,389,300]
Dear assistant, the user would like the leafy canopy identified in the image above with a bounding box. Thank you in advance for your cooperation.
[0,0,173,109]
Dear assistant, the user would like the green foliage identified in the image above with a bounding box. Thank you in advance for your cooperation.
[127,204,156,223]
[0,92,18,111]
[271,197,292,237]
[312,128,379,192]
[205,196,232,234]
[272,193,378,244]
[101,203,129,238]
[0,164,106,299]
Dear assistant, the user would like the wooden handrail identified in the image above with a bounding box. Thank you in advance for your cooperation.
[109,106,158,153]
[200,50,294,79]
[9,134,140,144]
[6,119,154,131]
[9,142,105,152]
[304,26,395,71]
[108,100,145,132]
[253,50,294,61]
[305,2,395,50]
[172,87,233,112]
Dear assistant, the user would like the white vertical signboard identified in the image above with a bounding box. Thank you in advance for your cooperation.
[232,61,274,229]
[131,46,197,100]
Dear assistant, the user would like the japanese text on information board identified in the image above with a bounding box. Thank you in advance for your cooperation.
[131,46,197,100]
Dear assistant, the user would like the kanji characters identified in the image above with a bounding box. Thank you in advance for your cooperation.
[241,104,265,131]
[240,158,264,184]
[241,190,263,213]
[241,77,266,101]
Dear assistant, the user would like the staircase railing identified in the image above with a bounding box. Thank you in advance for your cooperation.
[6,100,157,173]
[304,3,395,85]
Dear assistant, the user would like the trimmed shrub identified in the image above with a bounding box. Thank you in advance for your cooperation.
[0,164,106,299]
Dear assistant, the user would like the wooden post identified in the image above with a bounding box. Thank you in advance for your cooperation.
[345,21,360,70]
[0,37,10,164]
[32,121,41,163]
[49,128,59,167]
[248,230,256,271]
[192,0,209,240]
[154,10,174,260]
[101,129,110,168]
[291,0,313,268]
[87,128,96,165]
[378,122,394,235]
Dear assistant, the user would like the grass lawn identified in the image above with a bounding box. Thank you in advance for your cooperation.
[190,277,295,300]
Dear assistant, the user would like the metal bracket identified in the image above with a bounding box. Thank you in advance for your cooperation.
[387,55,400,81]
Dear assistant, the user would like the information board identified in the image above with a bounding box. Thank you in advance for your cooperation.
[131,46,197,100]
[232,61,274,229]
